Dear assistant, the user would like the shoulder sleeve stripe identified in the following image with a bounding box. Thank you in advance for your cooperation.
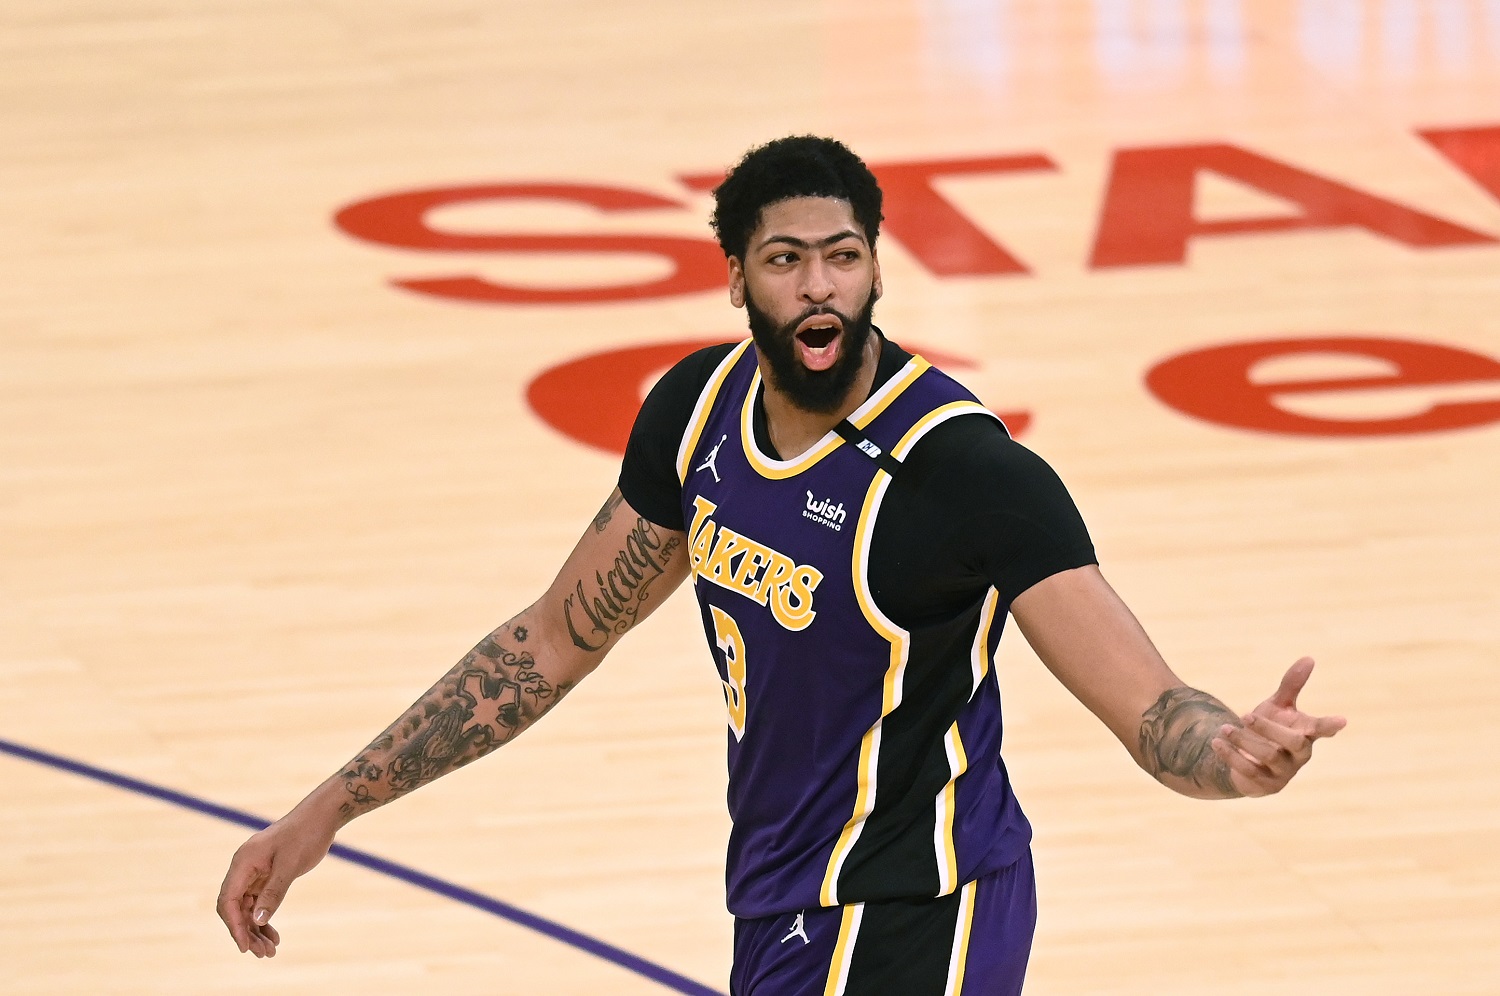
[675,339,752,484]
[890,401,997,461]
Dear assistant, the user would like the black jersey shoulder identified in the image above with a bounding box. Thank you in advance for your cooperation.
[618,341,741,532]
[870,410,1098,624]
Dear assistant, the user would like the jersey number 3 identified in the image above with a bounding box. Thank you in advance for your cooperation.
[710,605,747,740]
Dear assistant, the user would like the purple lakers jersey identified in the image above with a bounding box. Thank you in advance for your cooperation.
[675,341,1033,919]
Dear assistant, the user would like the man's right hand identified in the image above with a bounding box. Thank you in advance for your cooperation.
[216,802,339,957]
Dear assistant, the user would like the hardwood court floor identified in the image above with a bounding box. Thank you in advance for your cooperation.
[2,2,1498,992]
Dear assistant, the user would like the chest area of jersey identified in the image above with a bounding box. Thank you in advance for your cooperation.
[684,448,874,633]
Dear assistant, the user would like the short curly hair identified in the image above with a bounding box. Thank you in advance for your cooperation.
[709,136,883,260]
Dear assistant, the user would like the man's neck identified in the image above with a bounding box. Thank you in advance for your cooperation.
[760,332,882,460]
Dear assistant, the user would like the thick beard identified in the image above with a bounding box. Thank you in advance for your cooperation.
[745,289,877,415]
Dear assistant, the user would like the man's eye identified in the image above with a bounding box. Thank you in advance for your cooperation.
[769,252,796,265]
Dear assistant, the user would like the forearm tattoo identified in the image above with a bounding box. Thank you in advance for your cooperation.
[334,499,685,821]
[1138,687,1243,797]
[336,626,574,819]
[563,516,682,652]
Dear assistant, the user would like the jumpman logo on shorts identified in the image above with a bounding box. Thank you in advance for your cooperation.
[696,434,728,483]
[780,911,810,946]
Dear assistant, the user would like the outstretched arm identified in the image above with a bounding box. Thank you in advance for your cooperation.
[216,489,689,956]
[1010,565,1345,800]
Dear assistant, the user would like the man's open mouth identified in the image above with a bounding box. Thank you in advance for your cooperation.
[795,316,844,371]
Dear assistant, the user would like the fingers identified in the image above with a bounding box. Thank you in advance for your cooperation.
[1210,659,1343,797]
[246,922,280,959]
[1244,713,1310,754]
[1211,725,1304,797]
[1270,656,1316,709]
[1209,735,1270,796]
[1214,716,1310,796]
[235,882,283,958]
[1213,708,1344,797]
[217,836,295,958]
[218,890,281,958]
[1220,719,1300,770]
[251,866,296,933]
[1312,714,1348,739]
[216,854,265,954]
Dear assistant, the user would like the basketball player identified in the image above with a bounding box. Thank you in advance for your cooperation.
[218,136,1345,994]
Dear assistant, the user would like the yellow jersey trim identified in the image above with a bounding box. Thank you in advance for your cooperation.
[889,400,997,460]
[820,463,909,906]
[741,356,932,480]
[944,879,979,996]
[821,395,999,907]
[935,722,970,896]
[823,903,864,996]
[969,588,1000,698]
[675,338,753,484]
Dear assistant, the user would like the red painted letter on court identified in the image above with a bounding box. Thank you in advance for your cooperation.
[334,184,724,304]
[527,339,739,454]
[1419,124,1500,203]
[1146,336,1500,436]
[1090,143,1496,267]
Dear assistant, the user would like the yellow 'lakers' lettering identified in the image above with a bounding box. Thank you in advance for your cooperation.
[732,545,771,596]
[775,565,821,631]
[689,522,715,573]
[701,527,744,585]
[752,553,796,605]
[687,495,718,571]
[687,495,822,631]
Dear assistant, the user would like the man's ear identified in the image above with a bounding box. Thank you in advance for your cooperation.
[871,250,883,302]
[728,257,746,309]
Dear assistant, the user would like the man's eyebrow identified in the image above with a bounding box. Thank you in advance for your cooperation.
[755,229,866,252]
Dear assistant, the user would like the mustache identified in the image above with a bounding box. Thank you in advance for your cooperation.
[780,305,856,335]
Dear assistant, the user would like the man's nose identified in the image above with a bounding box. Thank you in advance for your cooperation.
[799,260,835,303]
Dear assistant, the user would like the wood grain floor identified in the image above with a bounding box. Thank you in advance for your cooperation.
[2,2,1498,992]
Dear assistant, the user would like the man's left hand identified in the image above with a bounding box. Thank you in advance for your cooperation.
[1211,657,1347,798]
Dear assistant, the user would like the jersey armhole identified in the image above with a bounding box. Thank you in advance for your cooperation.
[675,339,753,483]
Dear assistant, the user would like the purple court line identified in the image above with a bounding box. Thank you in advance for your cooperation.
[0,736,726,996]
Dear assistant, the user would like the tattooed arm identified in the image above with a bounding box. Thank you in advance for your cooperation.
[330,621,573,822]
[1011,565,1344,802]
[217,488,689,957]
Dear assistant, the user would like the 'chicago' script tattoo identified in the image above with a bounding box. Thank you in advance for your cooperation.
[1138,687,1243,797]
[564,517,677,651]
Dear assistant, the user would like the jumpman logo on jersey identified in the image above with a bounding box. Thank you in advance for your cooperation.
[780,911,810,946]
[696,434,728,483]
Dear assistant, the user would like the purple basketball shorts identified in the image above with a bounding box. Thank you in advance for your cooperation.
[729,849,1037,996]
